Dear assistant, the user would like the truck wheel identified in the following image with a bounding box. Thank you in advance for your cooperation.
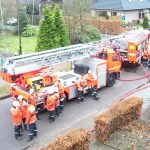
[107,74,116,87]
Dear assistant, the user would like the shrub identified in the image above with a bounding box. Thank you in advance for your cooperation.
[74,25,101,44]
[105,14,109,20]
[143,16,149,29]
[22,25,39,37]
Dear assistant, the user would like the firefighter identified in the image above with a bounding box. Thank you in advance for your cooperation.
[142,49,149,67]
[85,70,100,100]
[18,95,28,131]
[29,89,37,107]
[29,89,40,120]
[46,89,56,123]
[26,101,37,142]
[21,99,28,131]
[56,80,65,112]
[54,87,60,116]
[76,75,86,103]
[10,101,23,140]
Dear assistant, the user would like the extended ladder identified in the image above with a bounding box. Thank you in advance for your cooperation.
[2,42,99,75]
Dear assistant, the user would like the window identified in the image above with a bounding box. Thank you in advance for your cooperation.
[139,10,145,19]
[139,0,144,2]
[111,12,117,16]
[128,0,133,2]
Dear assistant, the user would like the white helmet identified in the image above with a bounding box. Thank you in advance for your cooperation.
[54,87,58,93]
[88,70,92,74]
[48,88,54,95]
[17,95,23,101]
[28,105,35,113]
[29,88,34,94]
[12,101,20,107]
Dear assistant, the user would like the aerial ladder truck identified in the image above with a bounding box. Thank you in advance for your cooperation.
[97,30,150,64]
[0,42,121,111]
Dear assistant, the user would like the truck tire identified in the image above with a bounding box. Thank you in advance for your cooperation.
[107,74,116,87]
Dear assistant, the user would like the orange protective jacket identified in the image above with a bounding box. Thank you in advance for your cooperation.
[54,93,60,107]
[85,74,95,87]
[20,103,27,118]
[77,78,86,91]
[57,83,65,97]
[10,107,23,126]
[25,105,37,124]
[46,95,55,111]
[29,93,37,107]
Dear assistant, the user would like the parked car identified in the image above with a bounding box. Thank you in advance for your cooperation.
[5,18,17,26]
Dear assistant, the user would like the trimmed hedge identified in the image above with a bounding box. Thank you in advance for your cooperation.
[41,128,90,150]
[95,97,143,143]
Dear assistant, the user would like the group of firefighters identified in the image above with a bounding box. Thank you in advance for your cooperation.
[10,90,38,141]
[10,70,99,141]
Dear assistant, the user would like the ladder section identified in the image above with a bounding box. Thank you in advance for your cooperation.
[2,43,86,68]
[3,44,99,75]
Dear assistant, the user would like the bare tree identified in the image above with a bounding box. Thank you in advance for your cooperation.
[63,0,94,42]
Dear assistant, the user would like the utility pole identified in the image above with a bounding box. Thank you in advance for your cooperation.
[32,0,35,25]
[17,0,22,55]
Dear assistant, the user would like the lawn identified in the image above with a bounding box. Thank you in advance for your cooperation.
[0,33,37,54]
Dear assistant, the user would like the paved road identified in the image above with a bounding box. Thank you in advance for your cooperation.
[0,68,149,150]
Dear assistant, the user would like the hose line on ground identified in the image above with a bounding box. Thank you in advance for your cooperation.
[119,62,150,82]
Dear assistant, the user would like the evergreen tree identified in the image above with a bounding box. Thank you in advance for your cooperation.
[53,4,70,47]
[143,16,149,29]
[18,8,28,34]
[36,5,58,51]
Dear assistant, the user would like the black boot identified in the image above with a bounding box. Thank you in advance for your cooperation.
[15,135,22,141]
[94,93,100,100]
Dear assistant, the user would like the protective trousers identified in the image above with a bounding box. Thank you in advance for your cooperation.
[22,118,27,130]
[28,123,37,140]
[14,125,21,139]
[55,106,60,116]
[48,110,55,122]
[59,96,65,112]
[77,90,84,102]
[90,87,98,99]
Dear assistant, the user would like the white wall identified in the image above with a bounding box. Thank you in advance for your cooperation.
[124,11,139,22]
[91,10,96,17]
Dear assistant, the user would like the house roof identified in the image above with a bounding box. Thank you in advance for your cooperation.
[91,0,150,11]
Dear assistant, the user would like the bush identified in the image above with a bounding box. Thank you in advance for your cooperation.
[22,25,39,37]
[105,14,109,20]
[143,16,149,29]
[74,25,101,44]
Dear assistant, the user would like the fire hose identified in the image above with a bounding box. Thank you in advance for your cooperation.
[119,62,150,82]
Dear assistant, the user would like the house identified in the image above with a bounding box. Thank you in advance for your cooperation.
[91,0,150,23]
